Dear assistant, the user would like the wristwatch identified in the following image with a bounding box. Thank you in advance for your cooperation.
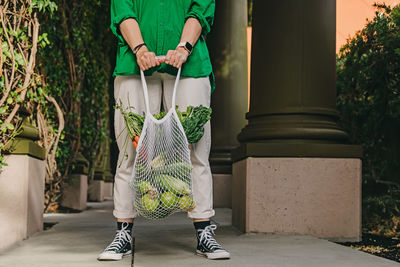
[176,42,193,55]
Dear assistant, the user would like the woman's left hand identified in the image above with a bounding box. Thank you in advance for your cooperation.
[164,47,189,68]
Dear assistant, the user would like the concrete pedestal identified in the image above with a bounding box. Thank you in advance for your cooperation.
[61,174,88,211]
[88,180,105,202]
[103,181,113,198]
[0,155,45,250]
[232,157,362,242]
[213,174,232,208]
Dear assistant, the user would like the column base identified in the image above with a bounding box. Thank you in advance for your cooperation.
[61,174,88,211]
[233,142,363,161]
[232,157,362,242]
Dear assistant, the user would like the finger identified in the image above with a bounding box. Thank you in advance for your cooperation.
[165,50,173,64]
[150,56,157,67]
[140,61,147,71]
[143,57,150,70]
[164,52,170,63]
[138,62,145,71]
[178,55,187,68]
[178,56,185,68]
[139,56,148,70]
[147,56,154,68]
[170,51,177,66]
[149,53,157,67]
[173,55,181,68]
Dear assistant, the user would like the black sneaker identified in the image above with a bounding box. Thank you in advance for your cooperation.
[98,222,132,261]
[196,224,230,260]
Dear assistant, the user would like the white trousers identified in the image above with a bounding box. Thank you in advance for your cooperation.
[113,72,215,219]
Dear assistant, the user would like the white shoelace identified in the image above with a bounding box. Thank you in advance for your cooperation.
[198,225,223,251]
[105,223,132,252]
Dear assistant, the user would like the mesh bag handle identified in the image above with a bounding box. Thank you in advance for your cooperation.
[140,68,182,115]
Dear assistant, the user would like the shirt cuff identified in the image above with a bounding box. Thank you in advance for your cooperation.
[111,13,138,44]
[185,10,211,36]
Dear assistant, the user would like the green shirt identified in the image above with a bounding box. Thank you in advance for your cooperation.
[110,0,216,92]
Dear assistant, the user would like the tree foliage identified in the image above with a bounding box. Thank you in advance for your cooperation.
[38,0,114,211]
[0,0,57,167]
[1,0,115,212]
[337,4,400,236]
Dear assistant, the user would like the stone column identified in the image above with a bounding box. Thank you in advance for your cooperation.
[0,118,46,250]
[232,0,363,241]
[207,0,248,207]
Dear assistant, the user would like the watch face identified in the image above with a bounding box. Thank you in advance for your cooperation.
[185,42,193,52]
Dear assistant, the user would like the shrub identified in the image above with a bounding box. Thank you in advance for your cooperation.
[337,4,400,236]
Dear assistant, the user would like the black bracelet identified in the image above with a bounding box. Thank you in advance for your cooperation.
[133,43,146,55]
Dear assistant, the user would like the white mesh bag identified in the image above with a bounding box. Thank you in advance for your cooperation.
[130,68,195,220]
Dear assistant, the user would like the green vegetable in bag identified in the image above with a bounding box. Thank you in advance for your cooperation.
[160,192,179,209]
[150,152,167,168]
[155,174,191,195]
[142,193,159,212]
[177,105,212,143]
[115,101,144,140]
[135,181,152,194]
[135,181,158,198]
[152,162,193,176]
[115,104,212,144]
[178,195,195,211]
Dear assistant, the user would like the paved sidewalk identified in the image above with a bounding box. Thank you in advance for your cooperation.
[0,200,399,267]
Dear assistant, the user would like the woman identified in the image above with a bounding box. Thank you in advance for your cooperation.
[98,0,230,261]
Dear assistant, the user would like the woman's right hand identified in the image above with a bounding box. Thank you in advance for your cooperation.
[136,46,163,71]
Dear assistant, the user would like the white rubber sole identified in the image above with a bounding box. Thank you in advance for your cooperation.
[196,249,230,260]
[97,250,131,261]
